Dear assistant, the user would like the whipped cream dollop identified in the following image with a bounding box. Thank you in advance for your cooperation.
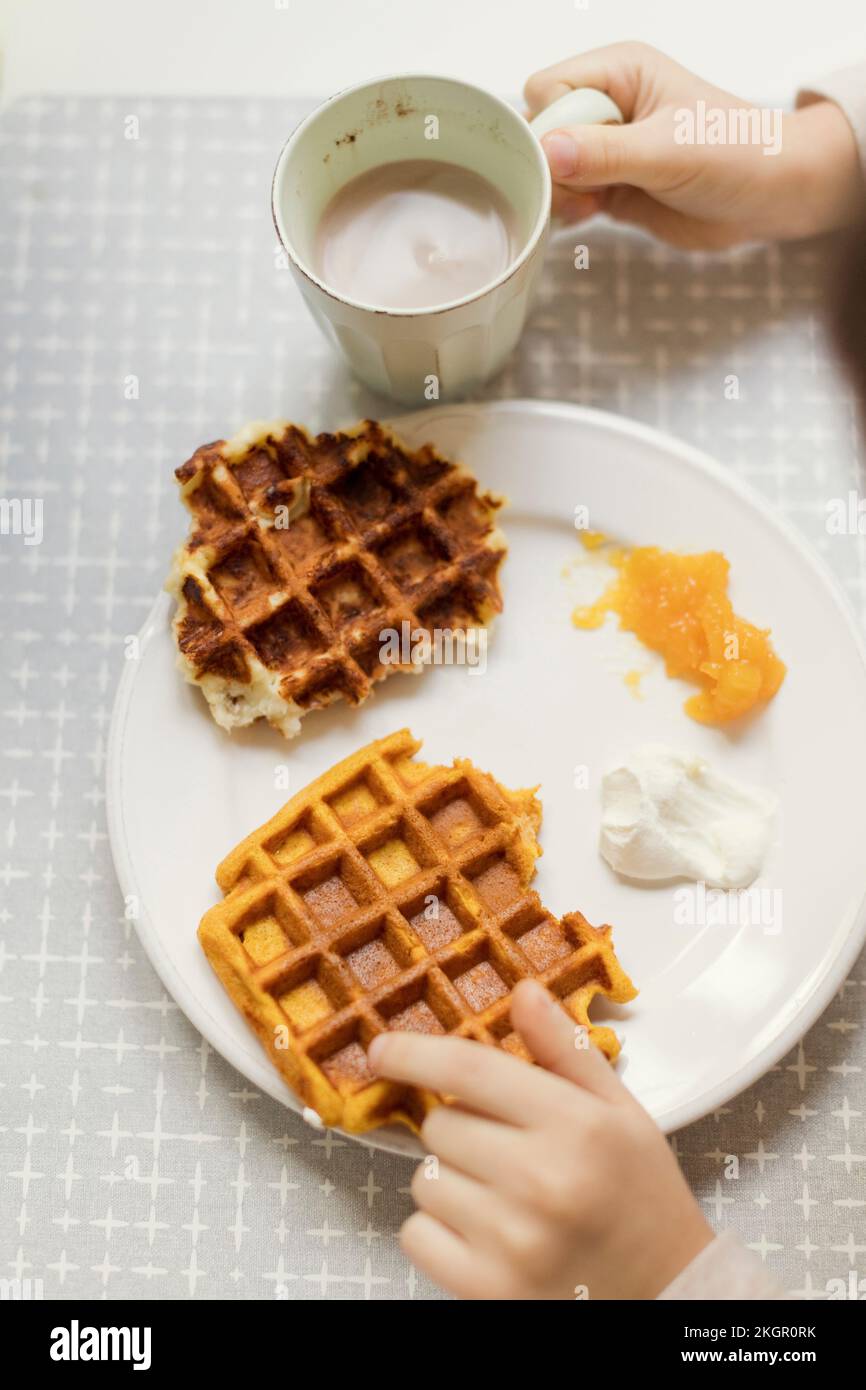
[600,745,777,889]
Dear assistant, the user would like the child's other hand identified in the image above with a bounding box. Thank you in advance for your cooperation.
[368,979,713,1300]
[524,42,865,248]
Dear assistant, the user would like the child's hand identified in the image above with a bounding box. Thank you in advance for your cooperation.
[525,41,865,248]
[368,979,713,1300]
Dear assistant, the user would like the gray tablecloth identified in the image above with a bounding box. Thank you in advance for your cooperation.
[1,94,864,1302]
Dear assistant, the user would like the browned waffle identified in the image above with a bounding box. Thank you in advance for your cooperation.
[198,729,637,1134]
[166,420,506,738]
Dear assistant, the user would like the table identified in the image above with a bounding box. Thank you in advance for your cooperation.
[1,93,864,1301]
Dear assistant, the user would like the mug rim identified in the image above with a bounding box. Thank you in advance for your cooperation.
[270,72,552,319]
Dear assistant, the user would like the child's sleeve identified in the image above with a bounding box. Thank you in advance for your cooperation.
[797,63,866,172]
[656,1229,789,1300]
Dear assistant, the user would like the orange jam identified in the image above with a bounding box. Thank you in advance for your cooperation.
[573,546,786,725]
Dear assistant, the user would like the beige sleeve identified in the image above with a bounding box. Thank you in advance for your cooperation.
[797,63,866,171]
[656,1230,790,1301]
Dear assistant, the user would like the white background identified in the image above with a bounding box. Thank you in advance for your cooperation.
[0,0,864,108]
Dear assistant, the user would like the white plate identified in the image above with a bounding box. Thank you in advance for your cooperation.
[107,400,866,1158]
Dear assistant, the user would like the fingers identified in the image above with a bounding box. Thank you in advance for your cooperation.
[420,1103,517,1182]
[540,120,671,193]
[368,1030,576,1128]
[550,172,751,249]
[604,185,745,250]
[509,980,627,1103]
[410,1159,513,1253]
[524,40,668,122]
[551,188,603,224]
[400,1211,506,1300]
[411,1159,485,1234]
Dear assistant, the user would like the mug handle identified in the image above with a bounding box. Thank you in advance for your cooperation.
[528,86,624,139]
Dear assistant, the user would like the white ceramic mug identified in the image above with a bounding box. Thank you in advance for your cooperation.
[272,74,622,406]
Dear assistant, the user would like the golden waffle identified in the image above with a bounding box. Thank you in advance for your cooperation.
[166,419,506,738]
[198,729,637,1134]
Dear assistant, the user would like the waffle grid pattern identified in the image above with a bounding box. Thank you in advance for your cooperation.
[169,421,506,736]
[199,730,634,1132]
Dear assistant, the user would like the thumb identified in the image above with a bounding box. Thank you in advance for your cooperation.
[509,979,626,1103]
[541,122,665,192]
